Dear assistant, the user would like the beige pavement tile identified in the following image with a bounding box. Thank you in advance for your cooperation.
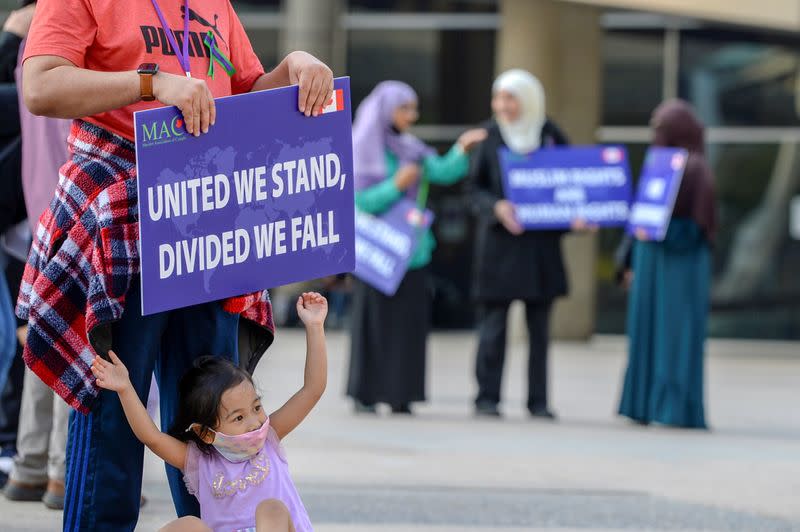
[0,332,796,531]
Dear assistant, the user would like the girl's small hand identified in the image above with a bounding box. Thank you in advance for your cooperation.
[296,292,328,327]
[91,351,132,393]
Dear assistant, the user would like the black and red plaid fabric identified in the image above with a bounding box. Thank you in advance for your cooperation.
[17,120,274,414]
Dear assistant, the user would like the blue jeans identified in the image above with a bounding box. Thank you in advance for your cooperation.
[62,278,239,531]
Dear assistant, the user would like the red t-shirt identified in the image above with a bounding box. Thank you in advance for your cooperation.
[24,0,265,141]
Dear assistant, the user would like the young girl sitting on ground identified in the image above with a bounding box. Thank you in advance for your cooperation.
[91,292,328,532]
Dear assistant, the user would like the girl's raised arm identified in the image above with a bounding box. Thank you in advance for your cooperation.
[269,293,328,439]
[92,352,188,470]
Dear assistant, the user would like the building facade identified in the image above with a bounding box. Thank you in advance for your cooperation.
[7,0,799,339]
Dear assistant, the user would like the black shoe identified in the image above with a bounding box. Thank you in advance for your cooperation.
[529,406,557,420]
[353,400,377,414]
[391,403,413,415]
[475,401,501,418]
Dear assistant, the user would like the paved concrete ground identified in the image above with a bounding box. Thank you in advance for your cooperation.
[1,331,798,531]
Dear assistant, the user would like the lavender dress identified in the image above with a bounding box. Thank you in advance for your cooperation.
[183,426,312,531]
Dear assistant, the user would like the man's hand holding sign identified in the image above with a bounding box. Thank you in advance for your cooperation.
[148,51,334,136]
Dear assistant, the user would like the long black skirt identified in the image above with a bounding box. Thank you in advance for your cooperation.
[347,268,431,406]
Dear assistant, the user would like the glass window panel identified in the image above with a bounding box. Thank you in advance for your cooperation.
[346,28,495,327]
[679,30,800,127]
[348,0,497,13]
[597,142,800,339]
[242,28,280,69]
[429,177,477,328]
[708,142,800,338]
[425,139,478,328]
[231,0,281,11]
[347,29,495,125]
[602,30,664,126]
[596,143,649,334]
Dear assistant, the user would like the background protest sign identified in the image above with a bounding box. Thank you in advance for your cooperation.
[353,199,433,296]
[134,77,355,315]
[498,145,632,230]
[627,147,688,241]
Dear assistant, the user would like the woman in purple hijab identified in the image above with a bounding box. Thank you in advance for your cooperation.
[347,81,486,415]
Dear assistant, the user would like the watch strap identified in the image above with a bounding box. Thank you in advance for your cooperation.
[140,72,155,102]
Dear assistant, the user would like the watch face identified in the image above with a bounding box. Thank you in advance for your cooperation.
[137,63,159,75]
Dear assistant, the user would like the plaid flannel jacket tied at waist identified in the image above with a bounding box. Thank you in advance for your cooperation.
[16,120,275,414]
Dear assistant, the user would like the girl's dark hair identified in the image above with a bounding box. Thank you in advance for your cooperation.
[168,356,254,454]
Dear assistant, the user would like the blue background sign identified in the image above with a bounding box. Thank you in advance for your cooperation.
[627,147,688,241]
[134,78,355,315]
[498,145,632,230]
[353,199,433,296]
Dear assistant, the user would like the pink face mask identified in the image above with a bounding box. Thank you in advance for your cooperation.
[190,418,270,463]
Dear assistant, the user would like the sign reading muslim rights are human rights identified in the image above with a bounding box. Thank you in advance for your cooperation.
[134,78,355,315]
[498,145,633,230]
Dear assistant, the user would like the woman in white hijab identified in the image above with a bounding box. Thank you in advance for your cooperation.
[469,69,570,419]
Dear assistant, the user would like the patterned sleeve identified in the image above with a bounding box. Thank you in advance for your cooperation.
[183,442,202,496]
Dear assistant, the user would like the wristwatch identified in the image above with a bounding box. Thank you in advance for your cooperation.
[137,63,160,102]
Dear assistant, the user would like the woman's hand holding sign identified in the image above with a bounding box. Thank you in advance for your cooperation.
[494,199,524,236]
[570,218,599,233]
[394,164,421,192]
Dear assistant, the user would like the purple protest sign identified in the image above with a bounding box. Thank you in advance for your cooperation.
[498,146,632,230]
[627,147,688,241]
[134,77,355,315]
[353,199,433,296]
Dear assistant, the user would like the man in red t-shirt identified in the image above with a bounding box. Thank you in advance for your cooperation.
[18,1,333,530]
[24,0,332,137]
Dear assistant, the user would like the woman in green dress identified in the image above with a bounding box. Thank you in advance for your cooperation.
[618,99,717,429]
[347,81,485,414]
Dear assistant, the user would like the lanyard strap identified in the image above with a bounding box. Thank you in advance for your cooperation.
[151,0,191,77]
